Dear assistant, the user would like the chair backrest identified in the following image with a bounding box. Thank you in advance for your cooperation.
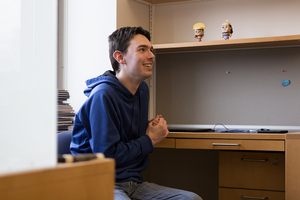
[57,131,72,154]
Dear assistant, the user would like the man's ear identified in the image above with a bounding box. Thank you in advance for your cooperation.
[113,51,126,64]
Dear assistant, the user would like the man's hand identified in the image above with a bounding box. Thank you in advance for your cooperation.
[146,115,169,145]
[148,115,162,126]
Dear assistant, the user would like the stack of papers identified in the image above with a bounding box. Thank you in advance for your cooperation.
[58,89,75,132]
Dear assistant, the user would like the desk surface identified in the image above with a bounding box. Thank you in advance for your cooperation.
[167,132,289,140]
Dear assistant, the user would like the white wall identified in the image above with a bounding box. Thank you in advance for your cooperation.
[65,0,150,113]
[152,0,300,43]
[0,0,57,174]
[65,0,117,112]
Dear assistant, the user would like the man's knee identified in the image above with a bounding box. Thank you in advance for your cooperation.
[181,191,203,200]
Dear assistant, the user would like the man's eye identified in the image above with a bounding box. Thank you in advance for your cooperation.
[139,48,145,52]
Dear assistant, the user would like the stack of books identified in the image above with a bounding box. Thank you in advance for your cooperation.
[58,89,75,132]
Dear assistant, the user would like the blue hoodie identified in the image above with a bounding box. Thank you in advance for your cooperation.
[70,70,154,183]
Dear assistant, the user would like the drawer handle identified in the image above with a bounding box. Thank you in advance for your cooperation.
[212,143,240,146]
[241,195,268,199]
[241,158,268,162]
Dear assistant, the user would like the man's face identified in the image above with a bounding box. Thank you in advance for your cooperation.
[122,34,155,82]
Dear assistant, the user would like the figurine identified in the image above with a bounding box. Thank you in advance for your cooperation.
[193,23,205,42]
[221,20,233,40]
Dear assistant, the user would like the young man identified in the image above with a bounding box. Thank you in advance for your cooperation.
[70,26,202,200]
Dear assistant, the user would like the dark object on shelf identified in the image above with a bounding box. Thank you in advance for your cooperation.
[57,89,75,131]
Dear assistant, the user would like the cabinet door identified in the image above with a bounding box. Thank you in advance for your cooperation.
[219,151,285,191]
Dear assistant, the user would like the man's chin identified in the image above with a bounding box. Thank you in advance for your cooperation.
[143,71,152,79]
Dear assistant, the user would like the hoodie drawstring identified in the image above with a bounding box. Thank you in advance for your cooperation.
[129,95,141,139]
[138,95,141,137]
[129,98,134,139]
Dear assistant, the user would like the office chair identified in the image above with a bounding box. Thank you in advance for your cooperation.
[57,131,105,162]
[57,131,72,154]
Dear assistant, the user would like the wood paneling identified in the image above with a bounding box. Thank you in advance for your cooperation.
[0,159,115,200]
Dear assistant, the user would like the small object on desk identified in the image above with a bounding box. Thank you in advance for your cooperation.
[193,23,205,42]
[281,79,290,87]
[212,123,257,133]
[257,129,288,133]
[221,20,233,40]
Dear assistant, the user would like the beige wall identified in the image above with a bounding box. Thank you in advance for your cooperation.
[117,0,150,30]
[152,0,300,43]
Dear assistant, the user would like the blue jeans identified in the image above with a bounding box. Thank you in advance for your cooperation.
[114,181,203,200]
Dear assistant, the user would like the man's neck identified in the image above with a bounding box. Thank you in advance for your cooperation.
[116,72,141,95]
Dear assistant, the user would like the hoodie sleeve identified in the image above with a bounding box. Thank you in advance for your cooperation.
[84,88,154,167]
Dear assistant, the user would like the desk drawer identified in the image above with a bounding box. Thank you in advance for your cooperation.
[219,187,285,200]
[154,138,175,148]
[219,151,285,191]
[176,139,284,151]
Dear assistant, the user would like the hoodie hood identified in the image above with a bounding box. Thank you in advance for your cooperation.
[84,70,130,97]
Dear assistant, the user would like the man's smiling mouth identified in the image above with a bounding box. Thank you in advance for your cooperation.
[143,64,152,67]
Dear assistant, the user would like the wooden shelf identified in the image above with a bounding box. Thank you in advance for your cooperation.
[135,0,199,5]
[167,132,286,140]
[153,35,300,54]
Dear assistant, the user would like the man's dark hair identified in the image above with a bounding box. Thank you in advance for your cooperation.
[108,26,151,72]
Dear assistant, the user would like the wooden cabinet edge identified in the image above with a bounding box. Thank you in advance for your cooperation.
[285,132,300,139]
[0,159,115,199]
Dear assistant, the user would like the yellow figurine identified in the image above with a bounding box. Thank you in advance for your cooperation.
[221,20,233,40]
[193,23,205,42]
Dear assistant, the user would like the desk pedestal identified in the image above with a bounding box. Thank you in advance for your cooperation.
[144,132,300,200]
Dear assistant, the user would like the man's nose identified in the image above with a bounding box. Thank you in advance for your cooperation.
[148,51,155,60]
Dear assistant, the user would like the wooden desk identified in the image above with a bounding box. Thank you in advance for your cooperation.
[0,159,115,200]
[152,132,300,200]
